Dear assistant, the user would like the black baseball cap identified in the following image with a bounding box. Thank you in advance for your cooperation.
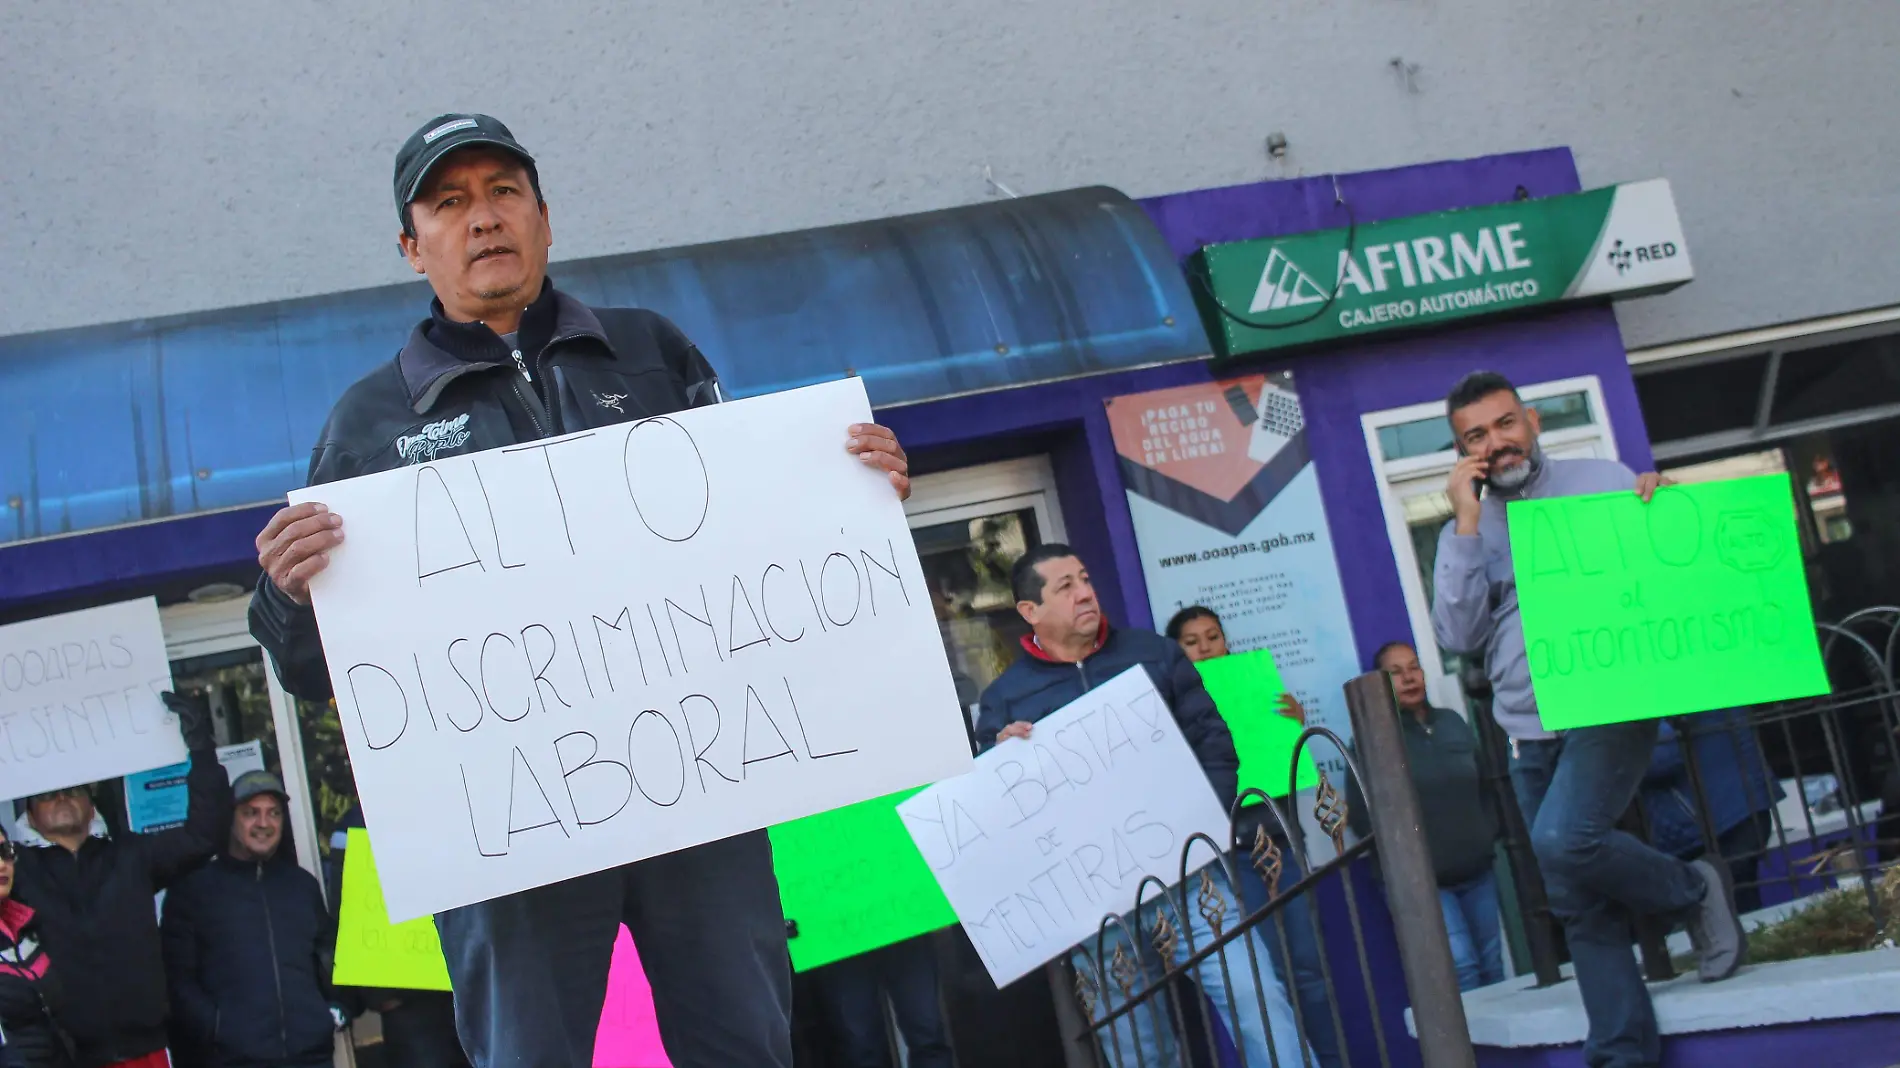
[393,113,538,222]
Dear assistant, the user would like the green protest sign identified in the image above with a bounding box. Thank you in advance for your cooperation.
[769,787,957,972]
[1508,474,1828,729]
[1194,648,1319,800]
[333,829,452,991]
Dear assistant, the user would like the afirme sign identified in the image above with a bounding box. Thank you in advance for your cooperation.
[1189,179,1694,361]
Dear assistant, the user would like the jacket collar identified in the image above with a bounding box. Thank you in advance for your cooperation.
[396,279,611,414]
[0,898,34,942]
[1020,618,1112,664]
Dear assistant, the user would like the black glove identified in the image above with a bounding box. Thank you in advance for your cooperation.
[162,690,215,752]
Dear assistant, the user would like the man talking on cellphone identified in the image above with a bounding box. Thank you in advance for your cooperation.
[1430,371,1744,1068]
[247,114,913,1068]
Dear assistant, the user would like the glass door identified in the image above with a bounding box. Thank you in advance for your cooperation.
[904,457,1068,730]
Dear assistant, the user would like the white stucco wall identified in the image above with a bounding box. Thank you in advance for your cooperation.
[3,0,1894,348]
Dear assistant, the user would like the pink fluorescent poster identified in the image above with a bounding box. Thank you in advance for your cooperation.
[594,927,673,1068]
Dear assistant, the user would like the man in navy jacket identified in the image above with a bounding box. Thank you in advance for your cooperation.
[974,544,1237,805]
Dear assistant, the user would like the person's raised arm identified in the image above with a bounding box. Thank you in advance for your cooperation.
[137,692,233,889]
[1431,514,1495,657]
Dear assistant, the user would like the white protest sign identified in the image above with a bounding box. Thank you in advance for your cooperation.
[0,597,181,799]
[294,378,973,921]
[897,666,1229,986]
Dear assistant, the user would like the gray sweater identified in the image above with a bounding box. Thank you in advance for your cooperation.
[1430,455,1637,740]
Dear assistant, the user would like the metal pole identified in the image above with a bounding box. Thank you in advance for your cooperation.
[1343,670,1476,1068]
[1467,688,1565,987]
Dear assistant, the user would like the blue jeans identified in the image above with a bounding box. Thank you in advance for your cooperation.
[1235,843,1343,1068]
[1511,724,1706,1068]
[1077,863,1311,1068]
[1437,869,1504,991]
[813,935,953,1068]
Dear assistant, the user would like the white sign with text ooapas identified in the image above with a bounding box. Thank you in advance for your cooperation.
[897,667,1229,986]
[294,378,973,921]
[0,597,181,800]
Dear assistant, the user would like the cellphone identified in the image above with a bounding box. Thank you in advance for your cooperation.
[1455,440,1485,500]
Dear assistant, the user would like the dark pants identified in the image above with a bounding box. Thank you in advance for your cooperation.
[1512,724,1706,1068]
[434,829,791,1068]
[813,935,953,1068]
[1234,844,1344,1068]
[380,991,469,1068]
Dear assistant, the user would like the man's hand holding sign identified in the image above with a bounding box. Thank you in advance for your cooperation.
[284,378,968,922]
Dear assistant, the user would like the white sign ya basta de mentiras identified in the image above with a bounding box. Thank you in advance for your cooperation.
[898,666,1230,986]
[1,597,181,801]
[295,378,974,922]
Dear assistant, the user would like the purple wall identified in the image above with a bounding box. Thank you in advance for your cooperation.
[881,360,1212,631]
[1138,146,1656,664]
[892,148,1661,666]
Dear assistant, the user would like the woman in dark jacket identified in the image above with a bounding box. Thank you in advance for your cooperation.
[1345,642,1505,991]
[0,828,71,1068]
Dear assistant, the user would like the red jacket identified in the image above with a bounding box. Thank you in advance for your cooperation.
[0,897,69,1067]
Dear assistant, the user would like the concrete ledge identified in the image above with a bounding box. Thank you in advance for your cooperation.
[1405,948,1900,1047]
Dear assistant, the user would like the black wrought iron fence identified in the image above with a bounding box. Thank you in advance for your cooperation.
[1055,610,1900,1068]
[1068,671,1477,1068]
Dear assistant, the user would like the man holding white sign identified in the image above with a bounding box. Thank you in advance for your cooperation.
[965,545,1307,1068]
[246,115,943,1068]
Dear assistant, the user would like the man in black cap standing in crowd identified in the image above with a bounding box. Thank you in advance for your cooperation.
[247,114,915,1068]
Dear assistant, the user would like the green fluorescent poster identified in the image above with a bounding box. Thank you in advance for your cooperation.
[333,829,453,991]
[1508,474,1829,729]
[769,787,957,972]
[1194,648,1319,800]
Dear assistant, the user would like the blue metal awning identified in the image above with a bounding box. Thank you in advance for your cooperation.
[0,186,1204,551]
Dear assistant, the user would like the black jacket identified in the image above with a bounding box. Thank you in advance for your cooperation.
[0,900,70,1068]
[249,280,725,700]
[975,625,1241,810]
[11,750,229,1068]
[161,854,336,1068]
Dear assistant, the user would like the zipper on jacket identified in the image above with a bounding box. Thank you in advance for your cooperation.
[510,330,593,438]
[511,378,552,439]
[258,864,290,1056]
